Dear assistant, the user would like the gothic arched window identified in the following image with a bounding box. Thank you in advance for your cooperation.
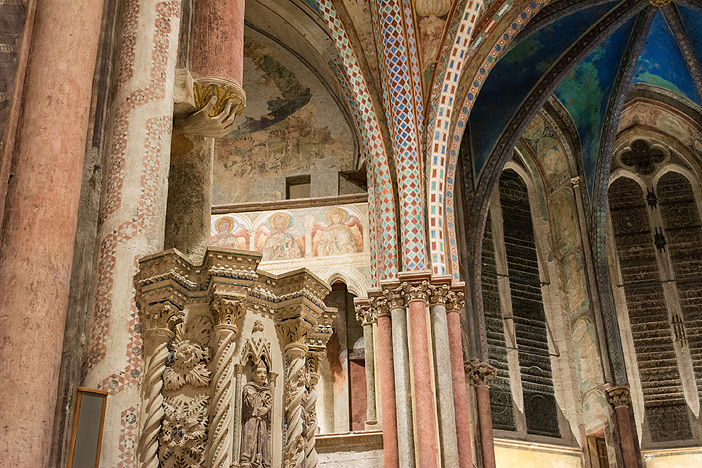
[481,168,561,438]
[609,164,702,444]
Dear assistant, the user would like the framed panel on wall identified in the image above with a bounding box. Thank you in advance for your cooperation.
[66,387,108,468]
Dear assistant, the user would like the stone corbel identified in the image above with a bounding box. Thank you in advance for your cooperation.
[173,69,246,138]
[605,384,632,409]
[466,360,497,387]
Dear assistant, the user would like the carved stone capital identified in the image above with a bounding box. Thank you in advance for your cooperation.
[382,285,405,310]
[142,302,183,333]
[649,0,671,5]
[570,176,581,189]
[401,280,430,304]
[210,294,244,327]
[428,283,451,306]
[276,317,314,347]
[369,295,390,319]
[606,385,631,408]
[355,302,377,326]
[466,360,496,387]
[446,290,465,314]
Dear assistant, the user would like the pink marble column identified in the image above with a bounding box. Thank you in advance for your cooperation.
[81,2,183,466]
[404,281,439,467]
[0,1,103,465]
[446,292,474,468]
[607,386,638,468]
[192,0,245,85]
[372,296,400,468]
[468,362,497,468]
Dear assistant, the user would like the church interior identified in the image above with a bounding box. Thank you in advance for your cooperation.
[1,0,702,467]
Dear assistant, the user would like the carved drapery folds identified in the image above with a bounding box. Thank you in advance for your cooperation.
[135,248,333,468]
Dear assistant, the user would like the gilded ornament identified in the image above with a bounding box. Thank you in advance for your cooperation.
[193,79,246,117]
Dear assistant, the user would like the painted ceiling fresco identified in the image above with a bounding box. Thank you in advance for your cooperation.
[555,16,636,196]
[468,1,617,177]
[632,11,700,106]
[465,1,702,200]
[679,5,702,78]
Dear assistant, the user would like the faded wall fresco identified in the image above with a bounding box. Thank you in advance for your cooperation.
[213,28,356,204]
[211,202,371,295]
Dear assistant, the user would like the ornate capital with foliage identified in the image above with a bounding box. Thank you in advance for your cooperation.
[210,294,244,327]
[446,290,465,314]
[355,301,377,325]
[466,360,497,387]
[401,280,430,304]
[369,295,390,319]
[606,385,632,408]
[428,283,451,306]
[382,284,405,310]
[142,302,183,332]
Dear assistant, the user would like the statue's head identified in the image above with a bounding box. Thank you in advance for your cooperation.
[252,359,268,385]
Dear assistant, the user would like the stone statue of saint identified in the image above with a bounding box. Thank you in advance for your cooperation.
[240,360,272,468]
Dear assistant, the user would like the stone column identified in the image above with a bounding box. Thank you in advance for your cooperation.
[136,303,183,468]
[370,294,400,468]
[607,386,638,468]
[428,283,459,467]
[304,350,324,468]
[191,0,245,86]
[467,361,497,468]
[402,280,439,468]
[0,1,103,466]
[277,319,312,468]
[232,363,245,462]
[446,290,474,468]
[81,3,183,466]
[207,295,245,468]
[163,0,247,261]
[383,283,416,468]
[355,301,378,427]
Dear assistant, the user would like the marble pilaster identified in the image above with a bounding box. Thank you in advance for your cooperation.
[355,300,378,426]
[446,288,474,468]
[606,385,638,468]
[401,277,439,468]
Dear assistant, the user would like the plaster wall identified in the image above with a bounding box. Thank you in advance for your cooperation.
[494,438,583,468]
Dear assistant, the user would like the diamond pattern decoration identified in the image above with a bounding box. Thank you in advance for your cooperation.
[442,0,551,281]
[318,0,399,280]
[427,0,483,278]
